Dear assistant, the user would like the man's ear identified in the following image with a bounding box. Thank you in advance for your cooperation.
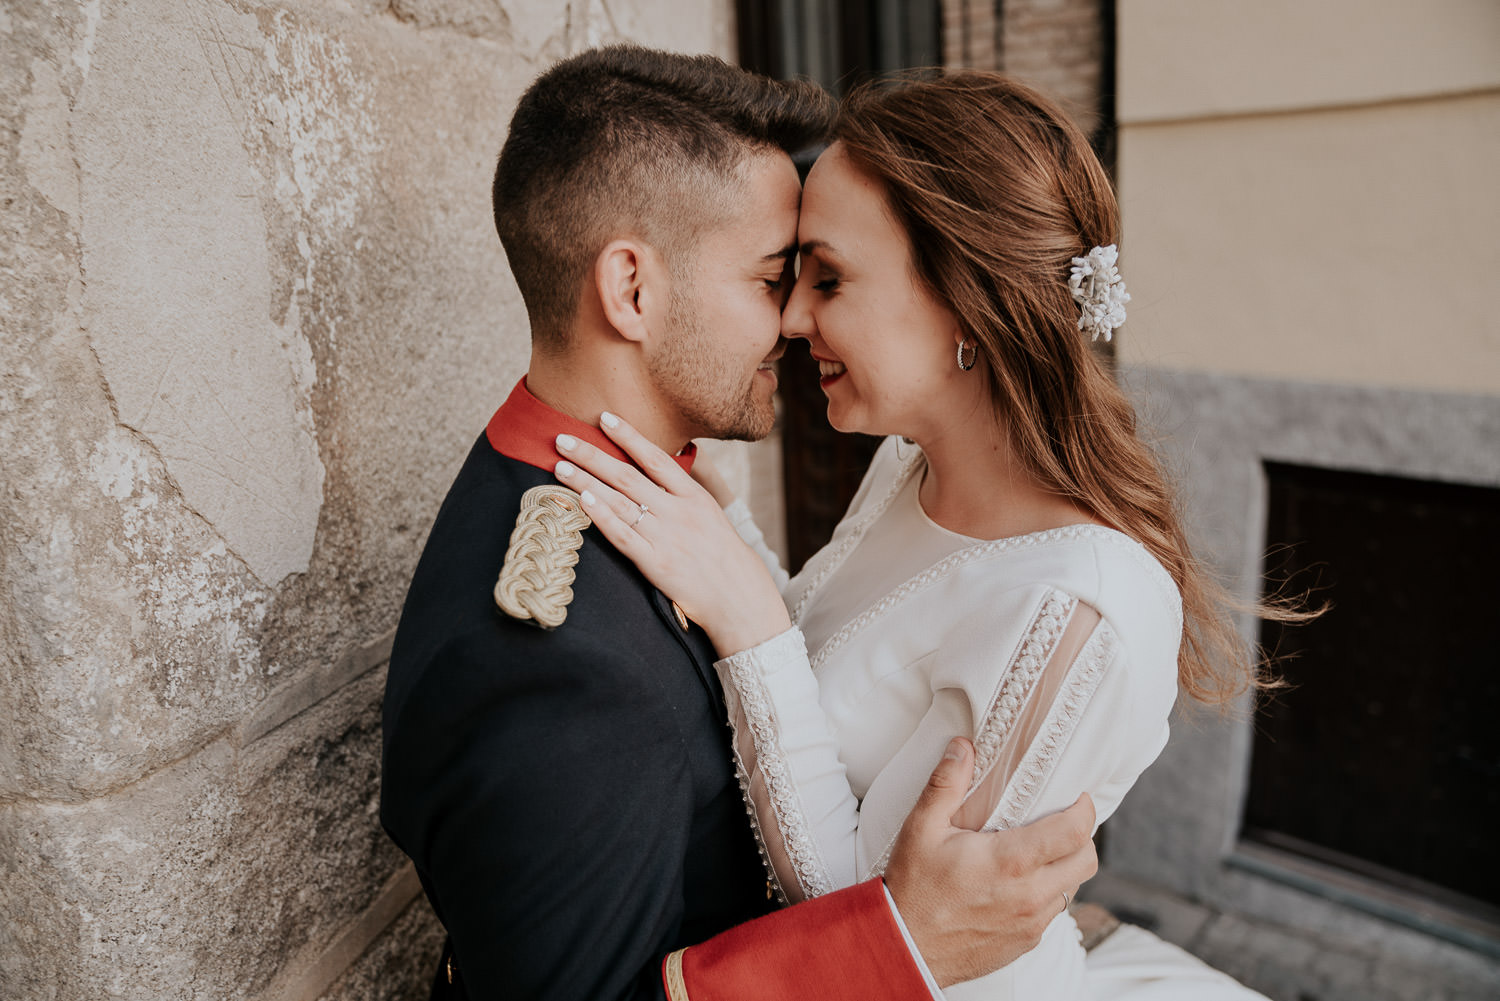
[595,239,667,344]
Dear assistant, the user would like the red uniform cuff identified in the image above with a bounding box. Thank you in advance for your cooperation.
[663,879,927,1001]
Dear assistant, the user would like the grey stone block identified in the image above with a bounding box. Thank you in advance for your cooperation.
[314,895,446,1001]
[1078,868,1213,947]
[2,1,278,803]
[1090,874,1500,1001]
[0,670,403,1000]
[1100,368,1500,999]
[0,741,245,1000]
[234,669,412,994]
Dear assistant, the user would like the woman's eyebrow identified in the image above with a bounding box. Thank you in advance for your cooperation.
[798,239,844,264]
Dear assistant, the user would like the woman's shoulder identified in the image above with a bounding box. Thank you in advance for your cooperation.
[914,530,1180,704]
[1070,527,1181,631]
[1012,527,1184,679]
[932,525,1182,641]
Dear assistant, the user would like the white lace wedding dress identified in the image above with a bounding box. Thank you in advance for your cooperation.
[718,438,1265,999]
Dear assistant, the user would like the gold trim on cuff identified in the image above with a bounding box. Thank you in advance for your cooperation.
[664,948,690,1001]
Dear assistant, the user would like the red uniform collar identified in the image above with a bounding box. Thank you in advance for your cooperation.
[486,378,696,474]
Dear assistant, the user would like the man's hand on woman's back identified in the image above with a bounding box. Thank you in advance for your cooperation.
[884,737,1098,988]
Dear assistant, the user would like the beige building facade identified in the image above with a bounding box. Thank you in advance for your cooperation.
[1091,3,1500,998]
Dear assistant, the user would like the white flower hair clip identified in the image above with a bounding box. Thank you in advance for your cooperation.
[1068,244,1130,342]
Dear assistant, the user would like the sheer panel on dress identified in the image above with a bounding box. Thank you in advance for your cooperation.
[953,602,1103,832]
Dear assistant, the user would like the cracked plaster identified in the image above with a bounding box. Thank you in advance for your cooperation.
[75,0,328,588]
[1,0,736,994]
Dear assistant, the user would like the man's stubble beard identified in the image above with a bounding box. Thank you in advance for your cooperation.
[647,286,776,443]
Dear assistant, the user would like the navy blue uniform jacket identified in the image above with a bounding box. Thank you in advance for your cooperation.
[381,436,774,1000]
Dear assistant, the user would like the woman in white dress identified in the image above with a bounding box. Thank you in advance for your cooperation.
[555,73,1285,998]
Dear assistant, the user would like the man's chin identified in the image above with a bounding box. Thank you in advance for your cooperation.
[707,420,774,444]
[701,403,776,443]
[716,428,772,444]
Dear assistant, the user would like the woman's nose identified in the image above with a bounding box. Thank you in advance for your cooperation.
[780,276,815,342]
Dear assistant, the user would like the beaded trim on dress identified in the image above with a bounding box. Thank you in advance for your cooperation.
[722,684,793,906]
[787,447,925,624]
[720,630,835,902]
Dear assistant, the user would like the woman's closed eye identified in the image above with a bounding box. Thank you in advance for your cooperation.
[813,277,840,293]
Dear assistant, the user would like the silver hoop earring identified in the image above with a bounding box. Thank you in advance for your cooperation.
[956,338,977,371]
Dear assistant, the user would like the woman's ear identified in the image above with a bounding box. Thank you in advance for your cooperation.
[595,239,667,344]
[950,314,969,350]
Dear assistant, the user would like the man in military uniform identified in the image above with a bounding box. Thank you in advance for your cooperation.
[380,46,1097,1001]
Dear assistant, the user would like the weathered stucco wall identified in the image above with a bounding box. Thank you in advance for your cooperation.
[0,1,733,997]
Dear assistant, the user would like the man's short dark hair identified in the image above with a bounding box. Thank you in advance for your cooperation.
[493,46,834,346]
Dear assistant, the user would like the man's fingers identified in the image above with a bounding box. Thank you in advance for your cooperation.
[1027,797,1099,905]
[1038,830,1098,896]
[1008,793,1095,868]
[1065,791,1096,830]
[907,738,976,833]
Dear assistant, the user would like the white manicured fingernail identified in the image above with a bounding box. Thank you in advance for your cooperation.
[600,411,620,429]
[556,460,576,477]
[580,489,596,506]
[556,434,576,451]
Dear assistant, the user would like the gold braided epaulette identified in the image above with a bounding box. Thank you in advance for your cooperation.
[494,485,592,629]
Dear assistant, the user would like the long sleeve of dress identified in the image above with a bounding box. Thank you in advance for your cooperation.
[722,499,791,593]
[714,563,1180,907]
[716,626,858,900]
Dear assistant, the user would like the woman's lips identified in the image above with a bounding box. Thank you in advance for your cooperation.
[817,358,846,388]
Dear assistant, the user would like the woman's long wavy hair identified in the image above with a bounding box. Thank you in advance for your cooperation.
[834,72,1303,705]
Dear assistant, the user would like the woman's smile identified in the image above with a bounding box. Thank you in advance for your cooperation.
[815,356,847,388]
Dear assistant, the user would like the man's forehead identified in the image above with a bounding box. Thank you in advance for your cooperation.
[701,154,801,260]
[707,213,798,267]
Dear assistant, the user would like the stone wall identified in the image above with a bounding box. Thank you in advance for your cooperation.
[0,2,732,997]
